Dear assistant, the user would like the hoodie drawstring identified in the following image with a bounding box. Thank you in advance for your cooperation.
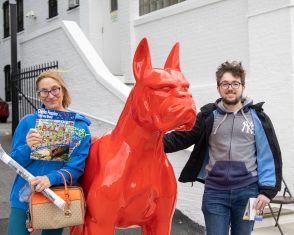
[241,108,249,124]
[213,109,253,135]
[213,113,228,134]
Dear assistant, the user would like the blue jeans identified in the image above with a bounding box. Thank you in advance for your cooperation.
[202,182,258,235]
[8,208,64,235]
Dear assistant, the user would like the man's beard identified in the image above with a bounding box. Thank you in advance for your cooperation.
[222,92,243,105]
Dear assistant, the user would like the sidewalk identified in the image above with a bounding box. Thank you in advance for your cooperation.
[252,212,294,235]
[0,122,13,220]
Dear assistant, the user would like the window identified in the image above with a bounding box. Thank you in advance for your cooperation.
[4,65,11,101]
[48,0,58,19]
[2,0,24,38]
[17,0,23,32]
[68,0,79,10]
[111,0,118,12]
[4,62,21,101]
[139,0,186,16]
[3,1,9,38]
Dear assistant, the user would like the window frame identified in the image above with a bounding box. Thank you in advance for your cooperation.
[110,0,118,13]
[17,0,24,32]
[48,0,58,19]
[4,65,11,102]
[139,0,185,16]
[3,1,10,38]
[68,0,79,10]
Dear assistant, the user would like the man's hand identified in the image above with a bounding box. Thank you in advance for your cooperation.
[253,194,270,212]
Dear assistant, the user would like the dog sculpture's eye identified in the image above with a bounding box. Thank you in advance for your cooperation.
[161,87,172,92]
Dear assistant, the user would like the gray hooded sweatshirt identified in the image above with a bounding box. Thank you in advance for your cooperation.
[205,98,258,189]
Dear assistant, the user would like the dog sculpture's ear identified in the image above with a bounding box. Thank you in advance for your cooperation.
[164,42,181,72]
[133,38,152,82]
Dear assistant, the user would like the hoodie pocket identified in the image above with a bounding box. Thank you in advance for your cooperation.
[206,161,252,187]
[206,161,230,186]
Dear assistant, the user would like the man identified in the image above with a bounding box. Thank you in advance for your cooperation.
[164,61,282,235]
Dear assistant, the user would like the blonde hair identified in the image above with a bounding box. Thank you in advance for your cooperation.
[36,69,71,108]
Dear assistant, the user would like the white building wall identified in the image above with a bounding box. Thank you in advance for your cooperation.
[119,0,137,83]
[291,4,294,160]
[0,0,123,99]
[0,0,79,99]
[0,38,12,99]
[18,22,125,125]
[79,0,122,76]
[97,0,121,75]
[248,0,294,199]
[22,0,80,34]
[79,0,102,58]
[132,0,249,108]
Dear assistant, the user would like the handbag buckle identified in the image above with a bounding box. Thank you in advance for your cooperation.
[64,209,72,217]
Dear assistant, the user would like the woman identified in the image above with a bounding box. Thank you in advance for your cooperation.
[7,69,91,235]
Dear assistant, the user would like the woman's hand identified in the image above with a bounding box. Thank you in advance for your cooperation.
[26,128,42,149]
[29,176,51,192]
[253,194,270,212]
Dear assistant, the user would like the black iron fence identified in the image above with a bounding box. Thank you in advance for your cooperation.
[14,61,58,121]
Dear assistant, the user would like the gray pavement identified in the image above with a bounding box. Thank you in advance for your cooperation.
[0,122,205,235]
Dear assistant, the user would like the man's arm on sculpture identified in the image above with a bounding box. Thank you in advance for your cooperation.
[164,112,204,153]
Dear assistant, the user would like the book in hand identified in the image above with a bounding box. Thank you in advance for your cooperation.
[30,108,76,162]
[243,198,263,221]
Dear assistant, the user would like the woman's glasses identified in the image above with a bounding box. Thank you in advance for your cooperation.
[37,87,61,98]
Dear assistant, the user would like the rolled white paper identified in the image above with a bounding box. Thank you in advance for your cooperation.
[0,145,66,210]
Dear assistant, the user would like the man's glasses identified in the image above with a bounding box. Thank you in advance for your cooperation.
[219,82,242,89]
[37,87,61,98]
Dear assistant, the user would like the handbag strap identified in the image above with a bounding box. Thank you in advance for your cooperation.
[57,171,72,217]
[59,169,73,186]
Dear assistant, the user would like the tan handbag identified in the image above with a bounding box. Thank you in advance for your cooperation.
[27,169,85,230]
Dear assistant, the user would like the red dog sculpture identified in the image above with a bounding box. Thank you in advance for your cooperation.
[71,38,196,235]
